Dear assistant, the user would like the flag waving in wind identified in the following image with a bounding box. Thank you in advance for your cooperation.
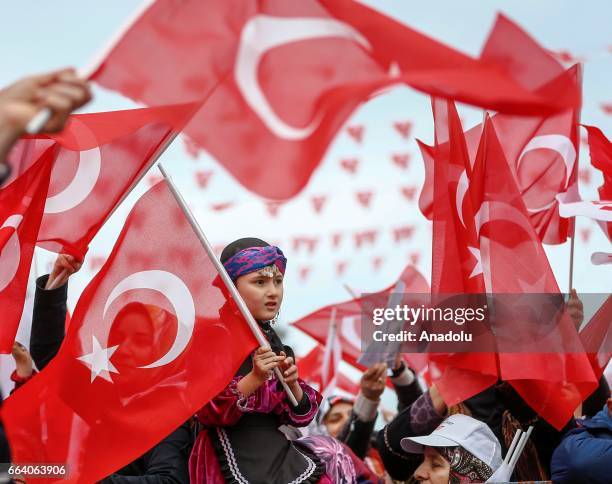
[0,149,54,353]
[9,103,198,259]
[3,180,258,482]
[90,0,578,199]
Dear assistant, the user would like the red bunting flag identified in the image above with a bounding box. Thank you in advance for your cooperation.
[400,186,417,201]
[372,256,384,272]
[391,153,411,170]
[210,201,235,212]
[355,191,373,208]
[340,158,359,175]
[3,181,257,481]
[393,121,413,139]
[353,229,378,249]
[299,266,312,282]
[331,232,343,248]
[90,0,578,200]
[195,170,213,189]
[346,125,364,143]
[311,195,328,215]
[11,104,198,259]
[392,225,415,243]
[335,261,348,276]
[0,150,54,353]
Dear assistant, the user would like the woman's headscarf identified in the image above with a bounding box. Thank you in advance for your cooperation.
[439,446,494,483]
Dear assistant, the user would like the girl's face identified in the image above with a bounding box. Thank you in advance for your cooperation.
[413,447,450,483]
[235,267,284,321]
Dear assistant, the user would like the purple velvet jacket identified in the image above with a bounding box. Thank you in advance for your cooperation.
[189,374,324,483]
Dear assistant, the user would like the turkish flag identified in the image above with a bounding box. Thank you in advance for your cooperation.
[419,66,581,244]
[0,149,54,353]
[582,124,612,241]
[8,103,198,259]
[90,0,577,199]
[299,345,359,397]
[428,99,498,405]
[292,265,429,370]
[578,296,612,381]
[3,181,258,482]
[474,118,597,429]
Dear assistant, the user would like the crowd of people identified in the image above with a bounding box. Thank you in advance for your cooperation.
[0,70,610,484]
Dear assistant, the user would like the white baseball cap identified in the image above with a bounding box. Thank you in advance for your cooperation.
[400,414,503,471]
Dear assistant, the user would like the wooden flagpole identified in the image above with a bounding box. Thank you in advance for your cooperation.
[159,163,299,406]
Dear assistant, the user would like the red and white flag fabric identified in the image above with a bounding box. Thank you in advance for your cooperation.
[556,193,612,222]
[292,266,429,371]
[8,103,197,259]
[582,124,612,240]
[419,65,581,244]
[474,118,597,429]
[90,0,578,199]
[319,310,342,396]
[3,181,258,482]
[299,345,359,397]
[578,296,612,381]
[427,99,499,405]
[0,149,54,353]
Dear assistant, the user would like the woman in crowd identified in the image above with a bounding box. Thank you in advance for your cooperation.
[401,413,504,483]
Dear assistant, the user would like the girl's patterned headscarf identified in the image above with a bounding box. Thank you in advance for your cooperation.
[223,245,287,281]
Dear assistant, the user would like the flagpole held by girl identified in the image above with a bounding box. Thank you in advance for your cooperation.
[189,238,331,484]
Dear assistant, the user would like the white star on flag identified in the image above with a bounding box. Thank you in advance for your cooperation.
[77,336,120,383]
[468,246,483,278]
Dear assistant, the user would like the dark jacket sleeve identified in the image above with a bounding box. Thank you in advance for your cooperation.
[376,408,423,480]
[29,275,67,371]
[101,422,192,484]
[338,412,376,459]
[391,365,423,412]
[551,425,612,483]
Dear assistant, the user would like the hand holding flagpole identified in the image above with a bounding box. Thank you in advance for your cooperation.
[159,164,299,406]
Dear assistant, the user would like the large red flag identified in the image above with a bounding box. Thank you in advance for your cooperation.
[90,0,577,199]
[419,66,581,244]
[8,103,197,259]
[582,124,612,240]
[474,118,597,429]
[3,181,258,482]
[427,99,499,405]
[292,266,429,371]
[0,149,54,353]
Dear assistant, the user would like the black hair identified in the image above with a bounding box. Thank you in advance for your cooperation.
[220,237,270,264]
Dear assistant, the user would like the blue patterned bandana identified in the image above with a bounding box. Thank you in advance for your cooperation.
[223,245,287,281]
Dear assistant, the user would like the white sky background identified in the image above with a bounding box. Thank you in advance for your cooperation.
[0,1,610,395]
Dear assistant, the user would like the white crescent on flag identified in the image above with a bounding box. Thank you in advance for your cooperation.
[517,134,576,213]
[235,15,371,140]
[102,270,196,370]
[44,117,102,214]
[0,215,23,292]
